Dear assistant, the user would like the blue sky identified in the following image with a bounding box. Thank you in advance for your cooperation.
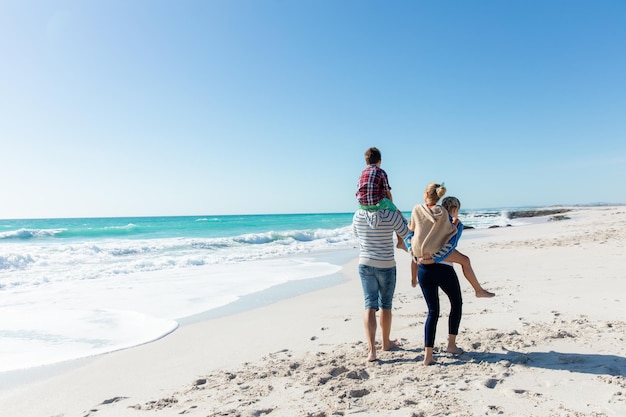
[2,1,625,218]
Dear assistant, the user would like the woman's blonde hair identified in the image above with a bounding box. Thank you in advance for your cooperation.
[424,182,446,204]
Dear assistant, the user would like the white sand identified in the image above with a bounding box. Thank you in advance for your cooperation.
[1,206,625,417]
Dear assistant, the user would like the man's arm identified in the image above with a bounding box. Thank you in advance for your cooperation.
[391,210,410,239]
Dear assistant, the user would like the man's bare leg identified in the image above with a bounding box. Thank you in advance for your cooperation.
[364,309,378,361]
[380,308,399,350]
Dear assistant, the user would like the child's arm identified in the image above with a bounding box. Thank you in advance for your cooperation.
[385,190,393,202]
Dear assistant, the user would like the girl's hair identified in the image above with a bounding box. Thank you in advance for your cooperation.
[441,196,461,212]
[424,182,446,204]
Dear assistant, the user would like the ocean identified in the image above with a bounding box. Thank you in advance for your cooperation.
[0,209,531,373]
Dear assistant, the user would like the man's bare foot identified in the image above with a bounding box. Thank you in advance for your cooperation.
[367,351,377,362]
[382,339,401,351]
[411,277,418,288]
[476,289,495,298]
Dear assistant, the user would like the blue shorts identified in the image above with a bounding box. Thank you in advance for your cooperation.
[359,264,397,310]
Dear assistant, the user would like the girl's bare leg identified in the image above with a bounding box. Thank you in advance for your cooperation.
[445,250,495,297]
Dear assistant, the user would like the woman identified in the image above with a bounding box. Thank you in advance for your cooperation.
[408,183,493,365]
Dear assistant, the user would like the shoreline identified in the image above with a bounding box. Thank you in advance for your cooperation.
[1,205,625,416]
[0,247,359,390]
[0,207,557,381]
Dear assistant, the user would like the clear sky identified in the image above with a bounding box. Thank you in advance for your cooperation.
[2,1,625,219]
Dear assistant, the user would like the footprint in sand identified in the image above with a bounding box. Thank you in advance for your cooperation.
[482,378,500,389]
[82,396,129,417]
[101,396,127,404]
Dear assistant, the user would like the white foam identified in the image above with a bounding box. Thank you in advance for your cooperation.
[0,256,342,372]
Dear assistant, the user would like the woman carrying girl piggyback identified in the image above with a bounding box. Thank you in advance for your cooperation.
[407,183,494,365]
[407,183,494,297]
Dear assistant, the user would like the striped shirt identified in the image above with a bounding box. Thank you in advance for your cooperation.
[352,209,411,268]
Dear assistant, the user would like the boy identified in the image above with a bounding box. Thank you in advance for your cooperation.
[356,147,406,250]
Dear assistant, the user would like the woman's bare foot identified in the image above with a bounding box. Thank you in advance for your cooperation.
[382,339,401,351]
[367,350,377,362]
[423,347,435,365]
[446,345,463,354]
[476,288,495,298]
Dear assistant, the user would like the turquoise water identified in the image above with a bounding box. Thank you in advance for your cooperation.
[0,208,520,242]
[0,213,356,241]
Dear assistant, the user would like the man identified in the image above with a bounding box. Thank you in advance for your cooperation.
[353,207,411,361]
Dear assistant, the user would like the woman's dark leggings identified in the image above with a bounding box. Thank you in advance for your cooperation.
[417,263,463,348]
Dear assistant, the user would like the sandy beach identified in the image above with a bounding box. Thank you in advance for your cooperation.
[1,206,625,417]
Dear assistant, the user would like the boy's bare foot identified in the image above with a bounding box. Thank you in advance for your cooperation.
[476,289,495,298]
[382,339,401,351]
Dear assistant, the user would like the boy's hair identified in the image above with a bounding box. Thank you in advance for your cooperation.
[364,147,381,165]
[441,196,461,212]
[424,182,447,203]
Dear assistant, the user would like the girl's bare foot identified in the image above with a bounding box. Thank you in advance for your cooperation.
[476,289,495,298]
